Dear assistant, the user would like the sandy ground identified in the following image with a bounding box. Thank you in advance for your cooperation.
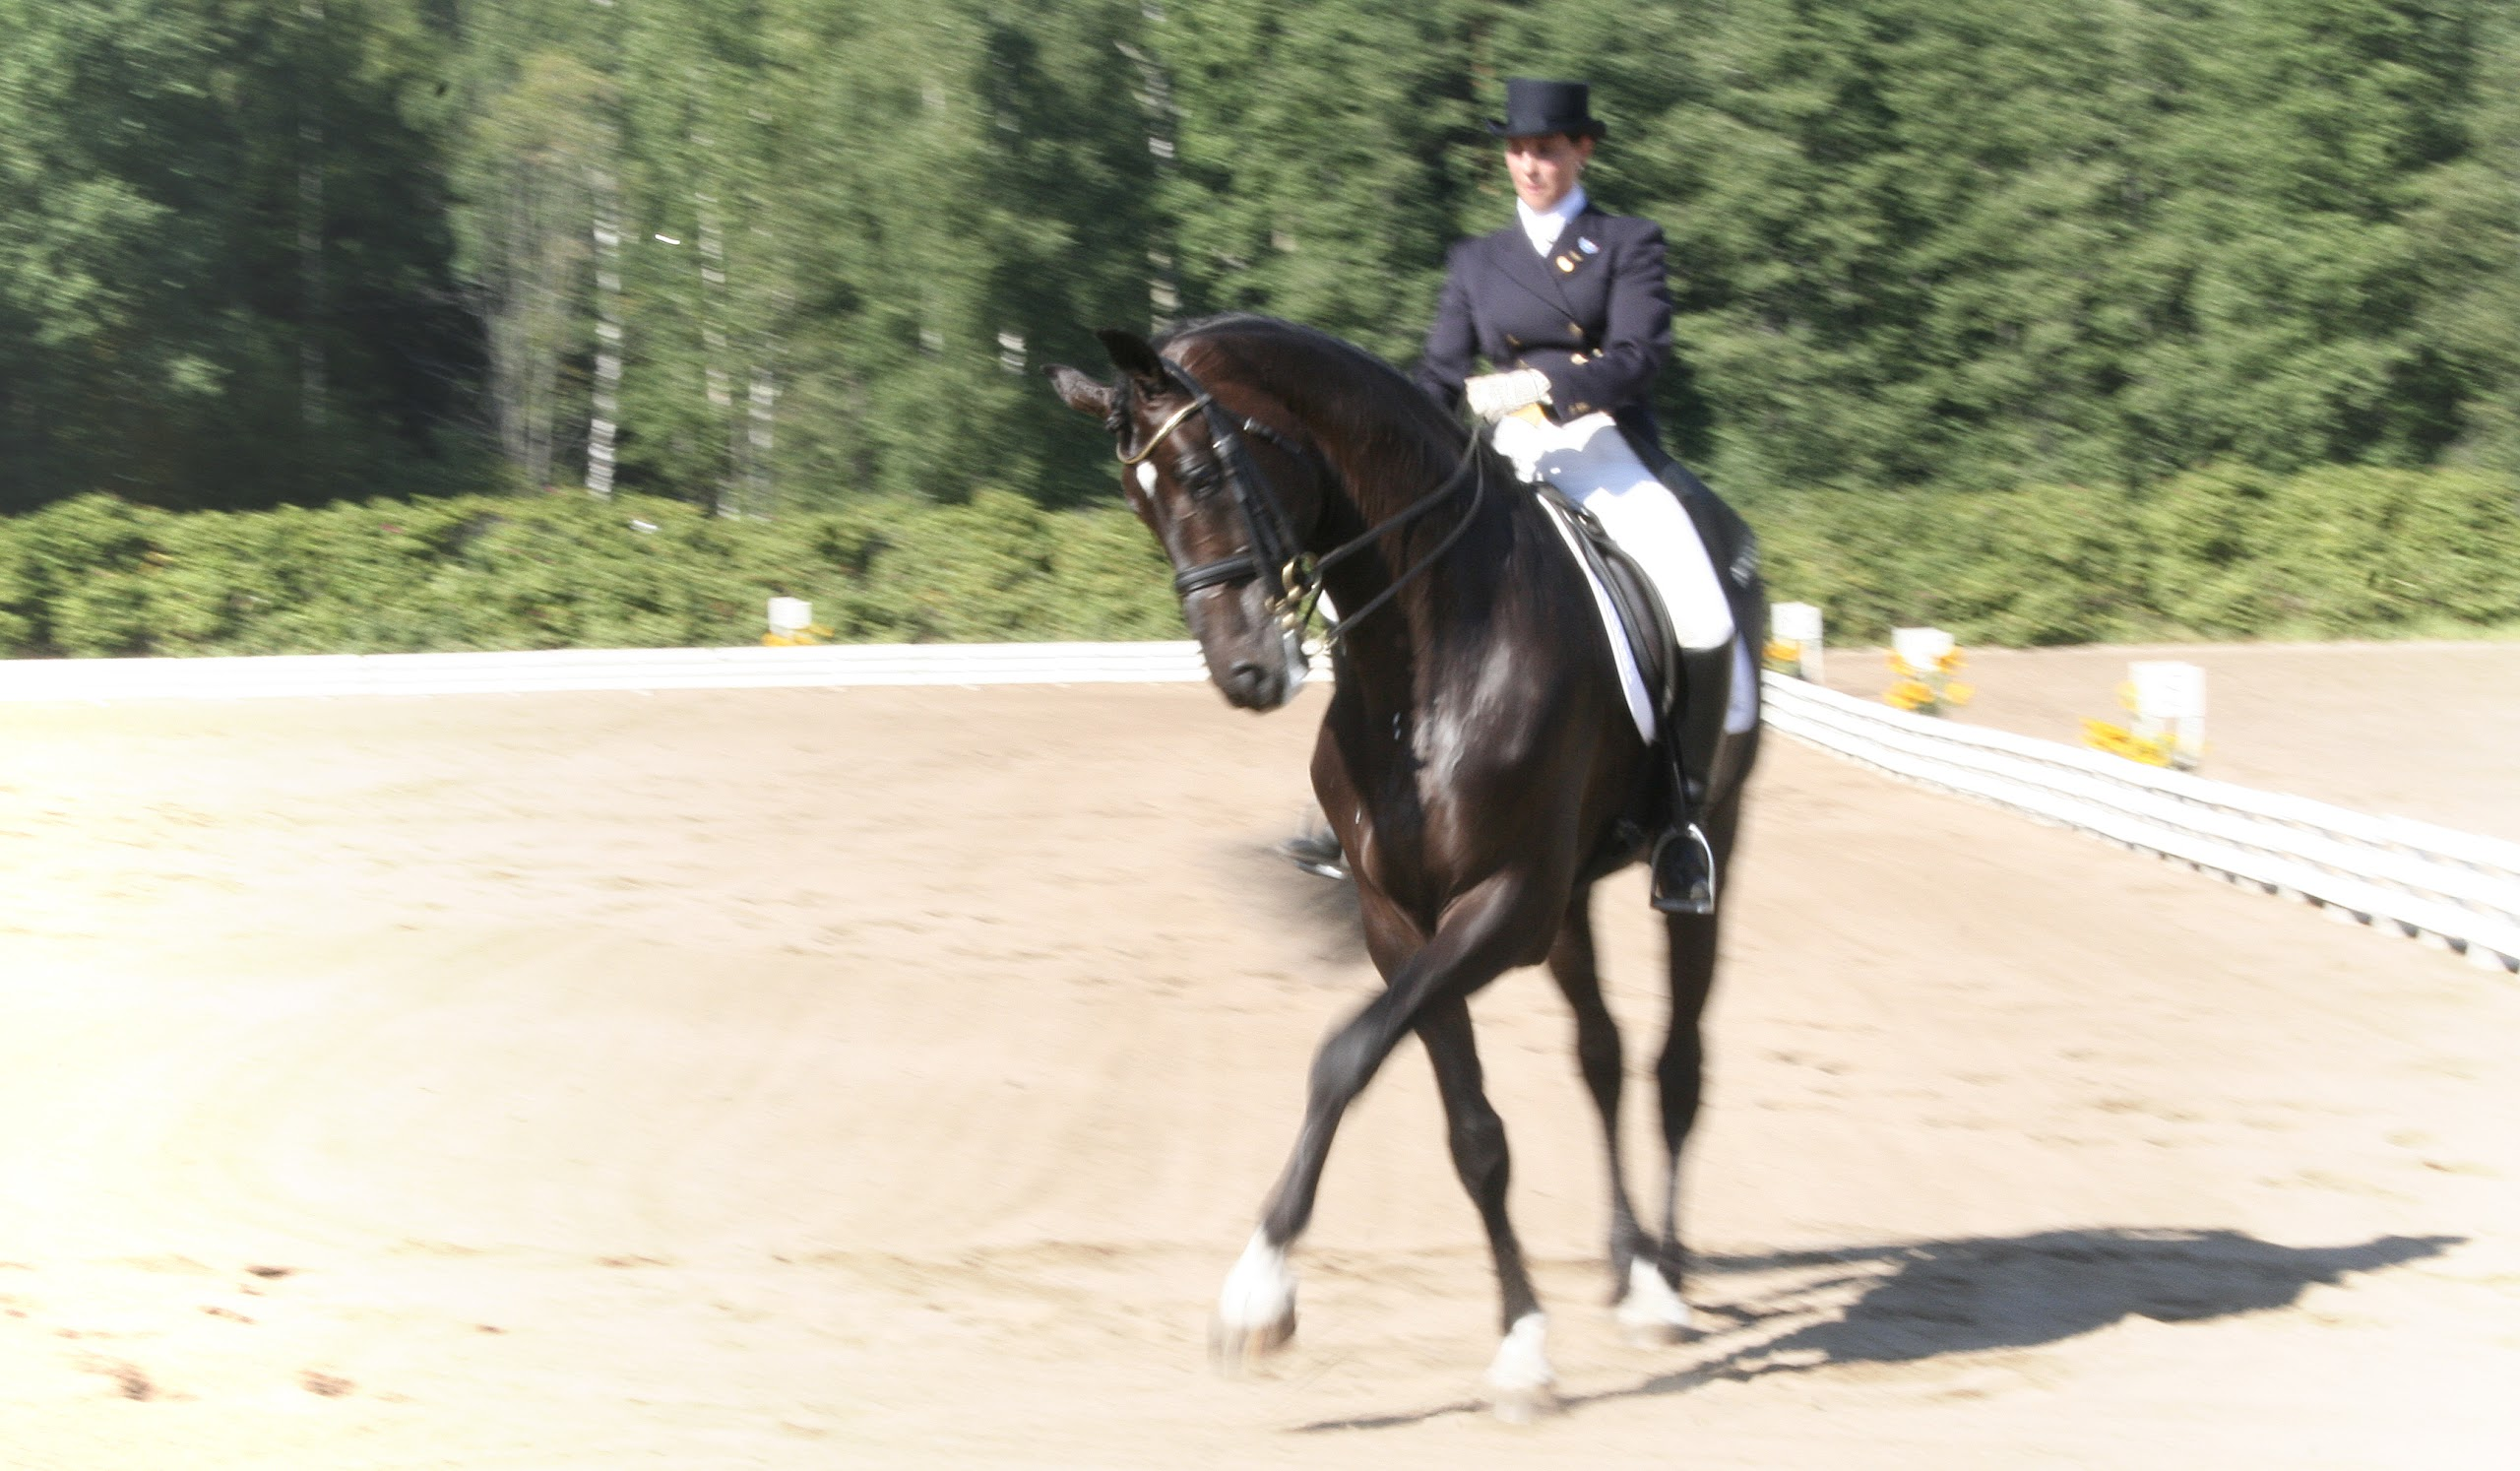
[1818,640,2520,840]
[1,650,2515,1469]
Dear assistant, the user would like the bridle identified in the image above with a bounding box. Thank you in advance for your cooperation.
[1117,353,1486,654]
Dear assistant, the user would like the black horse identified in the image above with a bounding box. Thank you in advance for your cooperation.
[1048,314,1762,1419]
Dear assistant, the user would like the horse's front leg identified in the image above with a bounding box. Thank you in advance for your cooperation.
[1209,872,1555,1376]
[1416,993,1554,1421]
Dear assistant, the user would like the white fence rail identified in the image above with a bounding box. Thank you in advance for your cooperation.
[1760,673,2520,974]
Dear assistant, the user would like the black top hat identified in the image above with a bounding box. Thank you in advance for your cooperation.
[1487,78,1606,141]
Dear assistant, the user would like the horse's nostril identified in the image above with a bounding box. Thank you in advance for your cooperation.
[1226,661,1279,705]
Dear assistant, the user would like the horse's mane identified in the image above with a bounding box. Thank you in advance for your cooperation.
[1152,313,1475,498]
[1153,313,1430,416]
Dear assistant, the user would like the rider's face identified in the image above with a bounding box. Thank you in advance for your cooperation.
[1504,132,1593,212]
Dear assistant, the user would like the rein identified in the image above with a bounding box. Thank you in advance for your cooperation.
[1121,355,1485,653]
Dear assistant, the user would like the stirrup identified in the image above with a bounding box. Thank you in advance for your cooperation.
[1650,825,1717,915]
[1280,832,1349,882]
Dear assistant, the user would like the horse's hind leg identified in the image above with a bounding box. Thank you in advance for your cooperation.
[1544,883,1664,1336]
[1417,994,1554,1421]
[1639,900,1722,1343]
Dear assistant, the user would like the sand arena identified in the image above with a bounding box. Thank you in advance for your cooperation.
[1,643,2514,1468]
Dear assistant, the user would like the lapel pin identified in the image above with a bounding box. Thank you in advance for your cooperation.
[1578,236,1598,255]
[1554,253,1577,274]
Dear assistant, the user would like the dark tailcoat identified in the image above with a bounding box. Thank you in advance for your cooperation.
[1415,202,1672,449]
[1416,200,1762,620]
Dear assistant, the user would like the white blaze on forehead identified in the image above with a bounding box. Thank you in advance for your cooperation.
[1135,462,1158,494]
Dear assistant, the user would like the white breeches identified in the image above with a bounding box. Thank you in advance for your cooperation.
[1490,412,1736,651]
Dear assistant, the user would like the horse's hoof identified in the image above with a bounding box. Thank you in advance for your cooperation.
[1484,1311,1557,1423]
[1488,1381,1560,1425]
[1208,1310,1295,1375]
[1211,1231,1297,1375]
[1614,1259,1693,1346]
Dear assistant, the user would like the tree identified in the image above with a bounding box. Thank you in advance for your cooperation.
[454,50,614,490]
[757,0,1159,509]
[1153,0,1478,364]
[2416,4,2520,485]
[0,0,481,512]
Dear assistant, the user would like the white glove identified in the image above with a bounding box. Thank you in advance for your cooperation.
[1464,367,1552,422]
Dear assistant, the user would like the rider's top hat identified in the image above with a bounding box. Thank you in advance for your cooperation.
[1487,78,1607,141]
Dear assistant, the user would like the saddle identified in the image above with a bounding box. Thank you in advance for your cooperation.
[1523,423,1765,760]
[1533,482,1679,730]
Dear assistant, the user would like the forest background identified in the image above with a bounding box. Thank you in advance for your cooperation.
[3,0,2518,653]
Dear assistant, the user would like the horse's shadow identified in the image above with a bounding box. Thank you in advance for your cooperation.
[1298,1227,2459,1430]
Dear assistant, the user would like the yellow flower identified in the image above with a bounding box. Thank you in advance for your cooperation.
[2083,718,2172,766]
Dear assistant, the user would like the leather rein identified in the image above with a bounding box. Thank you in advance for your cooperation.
[1117,356,1485,653]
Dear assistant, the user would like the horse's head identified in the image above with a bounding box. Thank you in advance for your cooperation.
[1047,327,1331,713]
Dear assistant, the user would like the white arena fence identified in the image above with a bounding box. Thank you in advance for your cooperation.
[1760,674,2520,976]
[3,639,2511,974]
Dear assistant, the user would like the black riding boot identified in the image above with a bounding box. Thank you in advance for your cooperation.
[1650,644,1733,916]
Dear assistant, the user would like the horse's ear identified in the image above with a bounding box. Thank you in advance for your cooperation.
[1045,363,1114,419]
[1094,327,1167,387]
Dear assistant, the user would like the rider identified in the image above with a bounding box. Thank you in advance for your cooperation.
[1415,78,1736,915]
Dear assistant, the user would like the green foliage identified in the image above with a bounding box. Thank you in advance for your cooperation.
[0,492,1178,659]
[0,0,487,513]
[3,0,2519,679]
[1744,465,2520,645]
[1156,0,1477,364]
[1547,0,2498,493]
[4,472,2508,660]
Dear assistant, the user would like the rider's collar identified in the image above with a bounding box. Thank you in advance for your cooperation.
[1515,185,1588,256]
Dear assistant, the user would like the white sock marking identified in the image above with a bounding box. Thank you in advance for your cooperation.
[1486,1311,1554,1393]
[1617,1258,1693,1334]
[1215,1230,1294,1331]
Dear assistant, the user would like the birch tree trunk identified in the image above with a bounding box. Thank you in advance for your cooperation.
[461,51,608,490]
[696,181,736,514]
[1117,23,1180,329]
[587,161,623,497]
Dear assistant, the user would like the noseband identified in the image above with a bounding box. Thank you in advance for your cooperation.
[1118,355,1485,652]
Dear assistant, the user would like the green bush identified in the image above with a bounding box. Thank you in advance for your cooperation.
[1,466,2513,659]
[0,491,1180,658]
[1741,466,2520,645]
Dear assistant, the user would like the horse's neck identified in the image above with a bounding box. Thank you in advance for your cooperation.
[1313,450,1523,702]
